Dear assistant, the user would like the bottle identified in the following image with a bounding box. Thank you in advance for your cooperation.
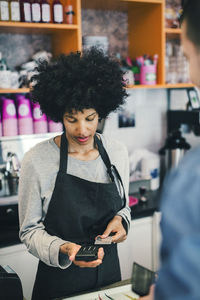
[16,94,33,135]
[32,102,48,134]
[52,0,63,24]
[10,0,20,21]
[0,0,10,21]
[20,0,32,22]
[0,52,11,89]
[1,97,18,136]
[64,0,74,24]
[0,52,7,70]
[31,0,41,23]
[41,0,50,23]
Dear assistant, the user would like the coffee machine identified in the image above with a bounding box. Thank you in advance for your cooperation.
[160,88,200,182]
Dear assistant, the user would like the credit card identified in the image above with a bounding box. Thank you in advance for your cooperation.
[94,236,112,245]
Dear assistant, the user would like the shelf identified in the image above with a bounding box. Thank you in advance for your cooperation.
[0,88,30,94]
[82,0,162,11]
[165,28,182,39]
[0,21,79,34]
[126,83,195,89]
[164,83,195,89]
[1,84,194,94]
[0,132,61,142]
[123,0,163,3]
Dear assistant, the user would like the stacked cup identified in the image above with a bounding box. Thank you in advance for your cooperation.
[48,118,63,133]
[32,102,48,134]
[1,97,18,136]
[16,94,33,135]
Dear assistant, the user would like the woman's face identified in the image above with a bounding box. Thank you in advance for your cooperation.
[63,108,99,146]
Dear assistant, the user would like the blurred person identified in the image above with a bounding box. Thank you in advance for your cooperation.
[140,0,200,299]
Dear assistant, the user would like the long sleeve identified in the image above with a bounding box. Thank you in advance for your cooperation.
[18,151,71,269]
[155,149,200,300]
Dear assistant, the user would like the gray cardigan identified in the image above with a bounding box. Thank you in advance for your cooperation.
[18,133,131,269]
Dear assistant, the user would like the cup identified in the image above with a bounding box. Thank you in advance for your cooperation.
[140,64,157,85]
[1,97,18,136]
[32,102,48,134]
[16,95,33,135]
[48,118,63,132]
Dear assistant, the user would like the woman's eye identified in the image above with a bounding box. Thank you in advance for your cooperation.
[66,118,76,123]
[86,117,95,122]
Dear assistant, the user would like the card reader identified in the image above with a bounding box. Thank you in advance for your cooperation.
[75,245,99,262]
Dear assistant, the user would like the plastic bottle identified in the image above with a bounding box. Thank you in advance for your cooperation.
[41,0,50,23]
[0,0,10,21]
[53,0,63,23]
[32,102,48,134]
[0,52,7,70]
[10,0,20,21]
[31,0,41,23]
[64,0,74,24]
[20,0,32,22]
[0,52,11,89]
[48,118,63,132]
[1,97,18,136]
[16,94,33,135]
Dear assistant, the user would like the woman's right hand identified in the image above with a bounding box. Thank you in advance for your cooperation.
[60,242,104,268]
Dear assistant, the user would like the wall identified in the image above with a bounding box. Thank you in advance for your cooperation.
[104,89,168,155]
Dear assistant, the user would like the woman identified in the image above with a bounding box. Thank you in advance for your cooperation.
[18,47,131,300]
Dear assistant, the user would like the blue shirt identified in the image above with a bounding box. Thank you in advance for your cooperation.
[155,146,200,300]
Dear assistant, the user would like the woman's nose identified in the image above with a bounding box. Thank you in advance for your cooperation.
[76,122,88,135]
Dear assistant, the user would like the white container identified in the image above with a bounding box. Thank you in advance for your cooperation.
[0,70,11,88]
[141,155,160,190]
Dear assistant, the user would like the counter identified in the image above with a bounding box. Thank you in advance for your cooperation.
[61,279,138,300]
[130,190,160,220]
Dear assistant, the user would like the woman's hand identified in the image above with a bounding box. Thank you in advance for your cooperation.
[97,215,127,243]
[60,242,104,268]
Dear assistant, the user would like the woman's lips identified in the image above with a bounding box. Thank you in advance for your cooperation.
[76,136,89,143]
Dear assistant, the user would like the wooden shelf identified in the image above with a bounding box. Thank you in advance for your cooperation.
[0,88,30,94]
[0,21,79,34]
[82,0,162,11]
[1,84,194,94]
[165,28,182,39]
[123,0,163,3]
[164,83,195,89]
[165,28,181,34]
[126,83,195,89]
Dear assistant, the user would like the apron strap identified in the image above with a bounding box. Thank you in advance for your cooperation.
[59,132,68,173]
[94,135,114,181]
[94,135,126,209]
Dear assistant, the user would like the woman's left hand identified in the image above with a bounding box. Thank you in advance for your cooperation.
[97,215,127,243]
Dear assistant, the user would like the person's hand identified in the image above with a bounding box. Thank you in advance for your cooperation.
[139,284,155,300]
[97,215,127,243]
[60,242,104,268]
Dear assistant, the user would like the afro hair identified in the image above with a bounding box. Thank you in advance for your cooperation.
[31,47,128,122]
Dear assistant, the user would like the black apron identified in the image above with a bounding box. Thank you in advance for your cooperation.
[32,133,126,300]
